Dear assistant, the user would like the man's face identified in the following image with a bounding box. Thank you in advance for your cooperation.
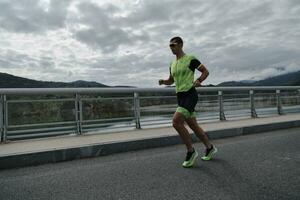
[169,41,182,55]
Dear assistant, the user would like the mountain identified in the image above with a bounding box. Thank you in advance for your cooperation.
[217,71,300,86]
[0,73,109,88]
[216,81,250,87]
[67,80,108,88]
[254,71,300,86]
[291,79,300,86]
[1,70,300,88]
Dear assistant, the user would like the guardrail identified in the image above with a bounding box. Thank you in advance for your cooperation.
[1,86,300,142]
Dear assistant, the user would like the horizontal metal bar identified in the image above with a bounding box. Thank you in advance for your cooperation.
[223,96,250,99]
[280,96,300,99]
[198,100,219,103]
[141,108,175,112]
[7,130,75,140]
[253,92,275,95]
[140,96,176,99]
[8,98,75,103]
[254,96,276,98]
[223,98,250,102]
[223,103,250,106]
[281,104,300,109]
[8,126,76,135]
[140,118,172,123]
[141,121,172,126]
[82,126,135,133]
[199,94,219,96]
[8,121,76,129]
[82,117,135,123]
[1,86,300,95]
[254,95,276,98]
[82,123,135,129]
[82,97,134,101]
[198,104,218,107]
[223,94,249,97]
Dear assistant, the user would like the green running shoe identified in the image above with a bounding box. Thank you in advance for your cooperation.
[201,145,217,161]
[182,149,198,168]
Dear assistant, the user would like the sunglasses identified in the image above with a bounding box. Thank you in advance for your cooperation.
[169,43,178,47]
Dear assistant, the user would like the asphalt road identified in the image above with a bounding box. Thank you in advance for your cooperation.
[0,127,299,200]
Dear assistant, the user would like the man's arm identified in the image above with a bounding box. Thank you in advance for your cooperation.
[197,64,209,83]
[159,74,174,85]
[193,64,209,87]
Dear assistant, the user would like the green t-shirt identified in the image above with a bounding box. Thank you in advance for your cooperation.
[170,54,201,93]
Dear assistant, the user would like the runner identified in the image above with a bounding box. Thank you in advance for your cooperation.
[159,36,217,168]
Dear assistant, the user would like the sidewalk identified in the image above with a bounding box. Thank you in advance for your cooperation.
[1,113,300,170]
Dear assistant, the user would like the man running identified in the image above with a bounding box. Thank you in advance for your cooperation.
[159,36,217,168]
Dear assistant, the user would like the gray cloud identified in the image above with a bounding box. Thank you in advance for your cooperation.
[69,2,150,53]
[0,0,299,86]
[0,49,64,79]
[0,0,71,33]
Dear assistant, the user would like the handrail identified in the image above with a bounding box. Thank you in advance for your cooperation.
[0,86,300,95]
[1,86,300,142]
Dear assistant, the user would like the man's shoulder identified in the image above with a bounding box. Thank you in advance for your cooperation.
[186,54,198,60]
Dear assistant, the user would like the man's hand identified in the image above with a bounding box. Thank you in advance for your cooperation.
[158,79,164,85]
[193,79,202,87]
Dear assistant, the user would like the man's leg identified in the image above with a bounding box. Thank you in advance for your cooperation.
[185,117,211,148]
[185,117,218,161]
[172,112,193,152]
[173,112,199,167]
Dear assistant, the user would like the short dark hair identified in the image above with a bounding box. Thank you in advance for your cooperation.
[170,36,183,44]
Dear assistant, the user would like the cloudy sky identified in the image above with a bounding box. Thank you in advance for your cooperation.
[0,0,299,87]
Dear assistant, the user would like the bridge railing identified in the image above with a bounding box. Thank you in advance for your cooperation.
[1,86,300,142]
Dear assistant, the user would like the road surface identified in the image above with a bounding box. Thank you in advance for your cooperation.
[0,127,299,200]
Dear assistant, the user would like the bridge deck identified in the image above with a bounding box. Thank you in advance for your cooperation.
[1,113,300,169]
[1,126,299,200]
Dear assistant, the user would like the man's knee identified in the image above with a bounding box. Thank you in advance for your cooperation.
[172,116,184,129]
[186,118,198,130]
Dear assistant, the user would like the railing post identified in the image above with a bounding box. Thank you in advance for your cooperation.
[276,90,283,115]
[0,94,3,143]
[134,92,141,129]
[0,95,8,143]
[75,93,83,135]
[218,91,226,121]
[250,90,257,118]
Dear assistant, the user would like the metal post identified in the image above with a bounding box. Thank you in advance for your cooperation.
[4,95,8,142]
[79,97,83,133]
[134,92,141,129]
[75,93,83,135]
[0,95,3,143]
[276,90,283,115]
[250,90,257,118]
[0,95,8,143]
[218,91,226,121]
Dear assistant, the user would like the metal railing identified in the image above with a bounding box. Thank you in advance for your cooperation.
[1,86,300,142]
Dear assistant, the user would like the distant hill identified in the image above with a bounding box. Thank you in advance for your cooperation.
[66,80,108,88]
[291,79,300,86]
[217,71,300,86]
[0,73,109,88]
[1,70,300,88]
[216,81,250,87]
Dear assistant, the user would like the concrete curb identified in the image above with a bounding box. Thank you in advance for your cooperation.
[1,120,300,170]
[207,120,300,139]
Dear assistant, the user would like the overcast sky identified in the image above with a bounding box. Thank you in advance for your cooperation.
[0,0,299,87]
